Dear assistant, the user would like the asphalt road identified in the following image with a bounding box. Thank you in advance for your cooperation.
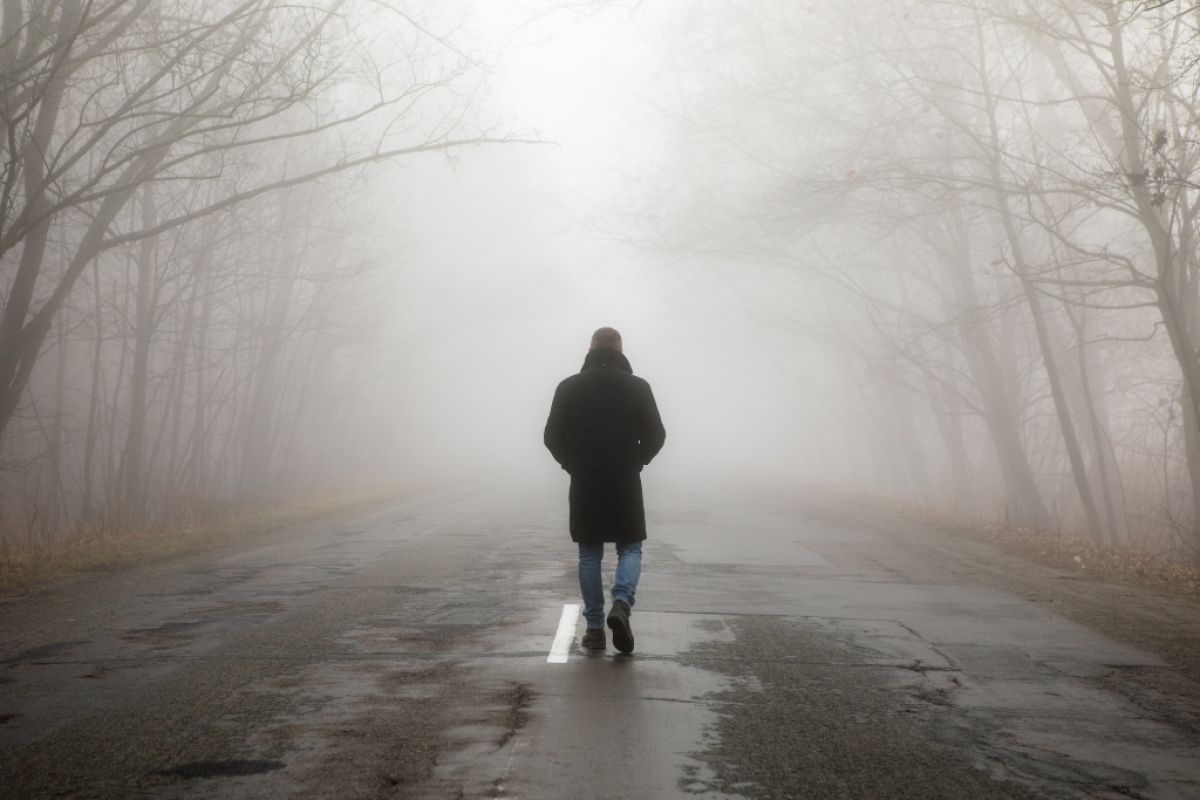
[1,484,1199,799]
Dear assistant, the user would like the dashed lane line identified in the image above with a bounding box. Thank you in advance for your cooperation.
[547,604,580,664]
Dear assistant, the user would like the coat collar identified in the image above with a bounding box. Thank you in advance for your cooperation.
[581,347,632,374]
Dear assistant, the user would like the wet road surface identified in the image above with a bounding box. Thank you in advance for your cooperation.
[1,485,1198,798]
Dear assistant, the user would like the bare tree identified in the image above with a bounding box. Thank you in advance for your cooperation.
[0,0,530,451]
[0,0,543,544]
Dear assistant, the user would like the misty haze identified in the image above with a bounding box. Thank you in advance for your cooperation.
[2,1,1199,798]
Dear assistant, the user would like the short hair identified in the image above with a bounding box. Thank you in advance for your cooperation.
[589,326,622,352]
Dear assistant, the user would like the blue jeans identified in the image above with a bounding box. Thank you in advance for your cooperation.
[577,542,642,629]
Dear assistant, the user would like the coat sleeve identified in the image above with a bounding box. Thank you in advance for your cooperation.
[544,383,571,470]
[637,383,666,466]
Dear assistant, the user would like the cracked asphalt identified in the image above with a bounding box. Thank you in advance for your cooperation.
[1,484,1198,799]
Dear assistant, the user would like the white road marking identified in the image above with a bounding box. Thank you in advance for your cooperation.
[547,603,580,664]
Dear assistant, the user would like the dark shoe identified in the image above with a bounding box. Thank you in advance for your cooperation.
[607,599,634,654]
[581,628,606,650]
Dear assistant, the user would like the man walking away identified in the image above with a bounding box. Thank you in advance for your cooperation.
[544,327,666,654]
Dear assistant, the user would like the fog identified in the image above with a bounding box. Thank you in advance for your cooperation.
[364,1,841,490]
[4,0,1200,560]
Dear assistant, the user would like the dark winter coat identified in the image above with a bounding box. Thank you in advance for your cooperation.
[544,348,666,544]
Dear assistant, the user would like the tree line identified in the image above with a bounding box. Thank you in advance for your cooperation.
[0,0,516,545]
[645,0,1200,559]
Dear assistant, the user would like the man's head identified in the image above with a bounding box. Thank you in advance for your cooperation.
[589,327,623,353]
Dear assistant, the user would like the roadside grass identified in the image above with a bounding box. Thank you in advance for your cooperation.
[0,487,417,593]
[887,501,1200,595]
[773,485,1200,595]
[975,526,1200,594]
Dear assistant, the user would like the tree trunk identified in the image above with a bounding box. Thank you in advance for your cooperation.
[984,177,1108,541]
[118,184,157,518]
[47,306,69,534]
[240,209,301,494]
[187,240,219,507]
[1071,322,1124,545]
[79,265,106,531]
[1102,5,1200,554]
[927,368,973,512]
[0,4,72,438]
[939,205,1052,530]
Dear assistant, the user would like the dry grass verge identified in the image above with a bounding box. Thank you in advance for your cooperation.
[779,485,1200,595]
[979,528,1200,594]
[0,487,419,593]
[886,501,1200,595]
